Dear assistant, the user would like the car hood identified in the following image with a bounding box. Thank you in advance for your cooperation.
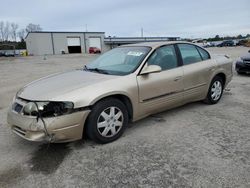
[17,70,117,101]
[242,54,250,61]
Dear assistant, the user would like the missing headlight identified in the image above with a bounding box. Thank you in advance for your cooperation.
[41,102,74,117]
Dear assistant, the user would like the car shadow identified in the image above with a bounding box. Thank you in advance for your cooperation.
[24,98,233,169]
[125,101,210,134]
[75,100,230,146]
[27,143,72,174]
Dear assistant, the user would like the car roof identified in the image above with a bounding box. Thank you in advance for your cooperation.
[122,41,193,49]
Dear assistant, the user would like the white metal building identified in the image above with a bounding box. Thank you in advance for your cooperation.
[25,31,107,55]
[25,31,180,56]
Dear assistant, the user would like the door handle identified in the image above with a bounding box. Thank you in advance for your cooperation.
[174,76,182,81]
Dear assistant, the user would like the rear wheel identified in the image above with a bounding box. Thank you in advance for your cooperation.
[204,76,224,104]
[86,98,128,144]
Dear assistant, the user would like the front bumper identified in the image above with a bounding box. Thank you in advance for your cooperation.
[7,107,90,143]
[235,61,250,73]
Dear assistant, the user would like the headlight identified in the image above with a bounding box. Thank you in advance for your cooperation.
[23,101,74,117]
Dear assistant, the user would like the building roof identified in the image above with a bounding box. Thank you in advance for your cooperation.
[104,36,180,44]
[25,31,105,39]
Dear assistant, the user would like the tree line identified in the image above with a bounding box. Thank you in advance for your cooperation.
[0,21,42,42]
[206,34,250,42]
[0,21,42,50]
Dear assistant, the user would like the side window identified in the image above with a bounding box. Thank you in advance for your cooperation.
[197,47,210,60]
[178,44,202,65]
[147,45,178,70]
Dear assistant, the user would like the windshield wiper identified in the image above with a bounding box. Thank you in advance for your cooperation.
[84,65,109,74]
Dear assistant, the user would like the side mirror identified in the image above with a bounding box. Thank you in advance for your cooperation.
[140,65,162,75]
[248,50,250,53]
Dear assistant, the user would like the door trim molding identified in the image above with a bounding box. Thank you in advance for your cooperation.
[142,89,183,102]
[142,83,206,102]
[184,83,207,92]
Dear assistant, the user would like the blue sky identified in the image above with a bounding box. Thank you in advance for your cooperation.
[1,0,249,38]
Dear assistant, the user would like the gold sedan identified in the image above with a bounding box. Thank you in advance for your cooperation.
[7,42,233,143]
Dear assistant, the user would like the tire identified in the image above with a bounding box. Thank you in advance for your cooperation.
[85,98,128,144]
[204,76,224,104]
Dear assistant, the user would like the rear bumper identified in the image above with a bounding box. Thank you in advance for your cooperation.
[7,108,90,143]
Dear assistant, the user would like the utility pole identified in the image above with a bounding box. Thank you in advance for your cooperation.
[85,24,88,32]
[141,27,143,37]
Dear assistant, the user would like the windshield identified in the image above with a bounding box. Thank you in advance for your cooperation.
[85,46,151,75]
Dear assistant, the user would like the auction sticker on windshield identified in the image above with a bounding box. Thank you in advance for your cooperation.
[127,51,144,56]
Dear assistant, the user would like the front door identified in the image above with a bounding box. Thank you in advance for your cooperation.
[137,45,184,116]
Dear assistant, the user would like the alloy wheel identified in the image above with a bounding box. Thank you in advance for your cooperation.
[211,81,222,101]
[97,106,124,138]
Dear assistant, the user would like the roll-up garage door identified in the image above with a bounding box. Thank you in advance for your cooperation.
[67,37,81,53]
[89,37,101,50]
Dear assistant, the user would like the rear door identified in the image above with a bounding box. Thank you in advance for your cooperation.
[137,45,184,115]
[177,44,216,102]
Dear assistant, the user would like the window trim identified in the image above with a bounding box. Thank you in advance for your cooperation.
[138,44,181,75]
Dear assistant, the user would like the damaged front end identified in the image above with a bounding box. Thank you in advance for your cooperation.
[7,97,90,143]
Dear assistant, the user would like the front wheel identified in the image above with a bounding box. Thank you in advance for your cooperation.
[204,76,224,104]
[85,98,128,144]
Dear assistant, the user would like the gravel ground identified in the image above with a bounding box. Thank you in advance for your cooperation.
[0,47,249,188]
